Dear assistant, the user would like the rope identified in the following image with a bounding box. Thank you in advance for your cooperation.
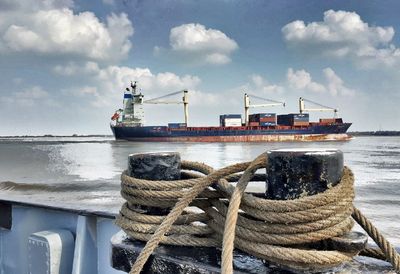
[116,153,400,273]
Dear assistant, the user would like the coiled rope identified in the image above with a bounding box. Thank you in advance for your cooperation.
[116,152,400,273]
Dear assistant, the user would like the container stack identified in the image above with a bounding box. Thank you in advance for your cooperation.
[319,118,336,124]
[249,113,276,126]
[277,113,309,126]
[319,118,342,124]
[220,114,242,127]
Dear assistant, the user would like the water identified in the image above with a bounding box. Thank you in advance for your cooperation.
[0,136,399,247]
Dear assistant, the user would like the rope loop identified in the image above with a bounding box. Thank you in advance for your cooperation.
[116,152,400,273]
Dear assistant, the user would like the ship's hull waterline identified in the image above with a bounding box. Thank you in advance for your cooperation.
[111,123,352,142]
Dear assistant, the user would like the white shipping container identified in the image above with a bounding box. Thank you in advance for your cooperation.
[224,122,242,126]
[224,123,241,127]
[221,118,242,126]
[223,118,241,123]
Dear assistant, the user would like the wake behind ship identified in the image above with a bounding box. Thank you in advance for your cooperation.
[110,82,352,142]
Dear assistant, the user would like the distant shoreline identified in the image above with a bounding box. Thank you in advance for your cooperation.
[349,131,400,136]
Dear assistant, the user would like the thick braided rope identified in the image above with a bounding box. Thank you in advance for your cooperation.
[221,153,266,273]
[352,207,400,271]
[117,153,399,273]
[127,161,250,274]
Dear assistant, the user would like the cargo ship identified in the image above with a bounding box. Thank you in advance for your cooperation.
[110,82,352,142]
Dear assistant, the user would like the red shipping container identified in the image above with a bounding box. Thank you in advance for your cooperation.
[319,118,336,123]
[259,118,276,122]
[293,122,309,126]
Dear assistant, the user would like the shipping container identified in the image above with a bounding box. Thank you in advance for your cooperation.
[293,122,310,126]
[259,117,276,122]
[319,118,336,123]
[277,114,291,126]
[249,113,276,122]
[260,122,276,126]
[250,113,276,118]
[223,123,242,127]
[220,114,242,119]
[168,123,187,128]
[335,118,343,123]
[222,119,242,123]
[220,114,242,127]
[278,113,309,126]
[221,119,242,125]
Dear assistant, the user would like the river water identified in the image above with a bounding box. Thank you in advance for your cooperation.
[0,136,399,248]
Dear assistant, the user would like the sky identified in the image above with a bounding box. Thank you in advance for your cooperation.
[1,0,400,135]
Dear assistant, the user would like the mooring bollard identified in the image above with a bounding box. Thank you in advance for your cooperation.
[266,148,367,257]
[266,148,343,200]
[111,149,376,274]
[127,152,181,215]
[128,152,181,181]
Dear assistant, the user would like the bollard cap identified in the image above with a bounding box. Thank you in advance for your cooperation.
[266,148,344,200]
[128,152,181,180]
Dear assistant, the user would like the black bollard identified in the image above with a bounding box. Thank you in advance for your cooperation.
[266,148,343,200]
[127,152,181,215]
[128,152,181,181]
[266,148,367,260]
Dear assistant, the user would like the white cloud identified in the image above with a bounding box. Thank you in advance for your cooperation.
[248,74,285,94]
[205,53,231,65]
[287,68,326,93]
[55,61,201,107]
[323,67,355,96]
[187,89,220,106]
[53,61,100,76]
[2,86,51,107]
[14,86,48,99]
[286,67,355,96]
[282,10,400,69]
[0,1,133,62]
[167,23,238,65]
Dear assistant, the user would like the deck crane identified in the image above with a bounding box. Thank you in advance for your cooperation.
[144,90,189,125]
[244,93,285,126]
[299,97,338,118]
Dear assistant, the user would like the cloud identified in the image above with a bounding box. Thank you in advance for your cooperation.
[54,61,201,107]
[14,86,48,99]
[248,74,285,94]
[287,68,326,93]
[282,10,400,69]
[186,89,220,106]
[286,67,355,96]
[0,1,133,63]
[53,61,100,76]
[1,86,56,107]
[165,23,238,65]
[323,68,355,96]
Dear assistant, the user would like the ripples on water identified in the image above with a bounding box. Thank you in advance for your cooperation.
[0,136,399,245]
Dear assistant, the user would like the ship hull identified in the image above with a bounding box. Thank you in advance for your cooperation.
[111,123,352,142]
